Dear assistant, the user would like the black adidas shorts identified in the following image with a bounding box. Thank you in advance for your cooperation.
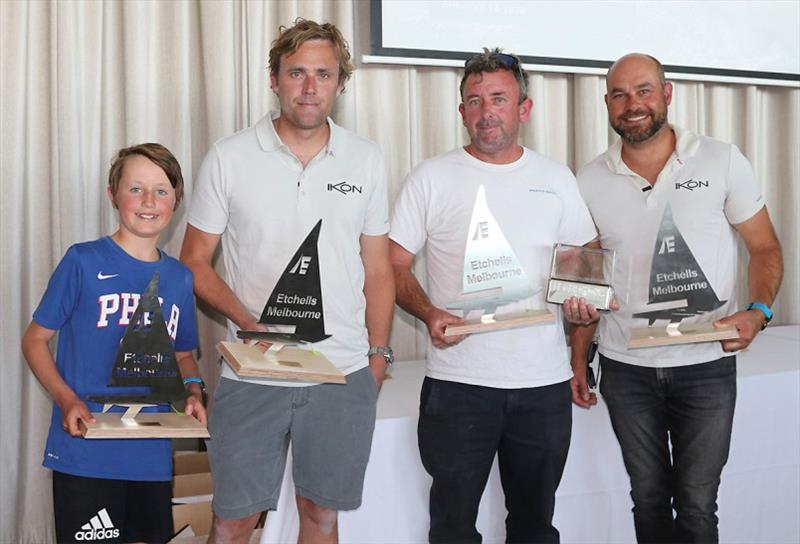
[53,471,172,543]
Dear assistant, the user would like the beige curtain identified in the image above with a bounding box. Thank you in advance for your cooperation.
[2,1,797,542]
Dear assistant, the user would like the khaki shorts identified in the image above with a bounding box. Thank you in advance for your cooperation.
[207,367,378,519]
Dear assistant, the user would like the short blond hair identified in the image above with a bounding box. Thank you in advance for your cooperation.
[269,18,354,90]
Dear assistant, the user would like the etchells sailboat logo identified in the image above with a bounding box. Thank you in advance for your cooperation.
[327,180,362,195]
[472,221,489,240]
[675,178,709,191]
[289,255,312,275]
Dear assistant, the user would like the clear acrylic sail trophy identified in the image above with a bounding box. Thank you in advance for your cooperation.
[546,243,615,310]
[217,219,345,383]
[81,273,209,438]
[628,204,739,348]
[444,186,554,336]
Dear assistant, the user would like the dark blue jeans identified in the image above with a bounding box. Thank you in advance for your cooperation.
[418,377,572,544]
[599,355,737,544]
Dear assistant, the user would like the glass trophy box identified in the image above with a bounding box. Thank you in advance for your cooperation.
[546,243,615,310]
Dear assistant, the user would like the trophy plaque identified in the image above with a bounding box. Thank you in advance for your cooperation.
[230,220,346,383]
[444,186,554,337]
[81,273,209,439]
[546,243,615,310]
[627,204,739,349]
[216,341,345,384]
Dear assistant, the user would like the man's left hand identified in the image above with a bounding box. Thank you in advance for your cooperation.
[563,296,618,326]
[368,354,388,392]
[715,309,765,352]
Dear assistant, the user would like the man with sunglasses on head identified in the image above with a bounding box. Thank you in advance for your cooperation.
[390,48,599,543]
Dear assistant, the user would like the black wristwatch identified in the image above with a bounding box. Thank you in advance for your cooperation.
[367,346,394,367]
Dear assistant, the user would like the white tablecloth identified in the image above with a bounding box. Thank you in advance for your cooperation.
[261,326,800,543]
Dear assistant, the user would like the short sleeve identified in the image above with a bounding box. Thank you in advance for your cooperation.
[187,145,230,235]
[32,246,82,331]
[724,145,765,225]
[173,268,199,352]
[389,172,430,255]
[362,148,390,236]
[558,171,598,246]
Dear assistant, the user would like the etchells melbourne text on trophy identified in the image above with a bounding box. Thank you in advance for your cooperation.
[81,273,209,439]
[546,243,616,310]
[444,185,554,336]
[217,219,345,383]
[628,204,739,348]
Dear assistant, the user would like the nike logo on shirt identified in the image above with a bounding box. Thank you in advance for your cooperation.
[97,272,119,280]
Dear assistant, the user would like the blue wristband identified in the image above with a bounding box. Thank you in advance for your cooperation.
[746,302,773,330]
[182,376,205,387]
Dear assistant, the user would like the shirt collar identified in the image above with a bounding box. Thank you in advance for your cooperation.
[255,110,339,157]
[603,124,700,175]
[672,125,700,161]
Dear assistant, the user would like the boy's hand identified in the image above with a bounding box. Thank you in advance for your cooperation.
[60,396,94,437]
[185,392,208,425]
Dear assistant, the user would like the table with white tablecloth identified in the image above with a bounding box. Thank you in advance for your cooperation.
[260,326,799,543]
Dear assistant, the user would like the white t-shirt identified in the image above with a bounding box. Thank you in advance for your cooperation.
[188,111,389,385]
[577,126,764,367]
[391,147,597,388]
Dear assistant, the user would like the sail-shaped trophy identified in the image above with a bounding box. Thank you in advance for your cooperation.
[80,273,209,438]
[237,219,330,344]
[217,220,344,383]
[444,185,554,336]
[628,203,739,348]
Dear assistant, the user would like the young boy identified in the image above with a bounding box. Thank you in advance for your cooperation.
[21,143,206,543]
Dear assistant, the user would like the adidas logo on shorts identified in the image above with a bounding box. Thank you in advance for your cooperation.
[74,508,120,541]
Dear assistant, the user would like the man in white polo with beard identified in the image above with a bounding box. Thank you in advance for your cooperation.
[569,53,783,543]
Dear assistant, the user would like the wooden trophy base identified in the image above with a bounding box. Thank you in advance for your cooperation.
[217,341,346,384]
[628,321,739,349]
[444,309,554,336]
[80,409,209,439]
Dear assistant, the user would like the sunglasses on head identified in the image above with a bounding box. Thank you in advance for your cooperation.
[465,52,519,67]
[465,52,524,77]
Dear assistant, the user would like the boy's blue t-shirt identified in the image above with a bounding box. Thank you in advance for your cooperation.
[32,236,199,481]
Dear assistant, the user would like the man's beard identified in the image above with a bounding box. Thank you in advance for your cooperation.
[611,108,667,144]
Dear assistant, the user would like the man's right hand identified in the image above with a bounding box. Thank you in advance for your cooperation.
[424,307,468,348]
[569,358,598,409]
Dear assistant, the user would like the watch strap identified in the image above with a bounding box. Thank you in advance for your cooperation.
[183,376,205,388]
[747,302,773,330]
[367,346,394,365]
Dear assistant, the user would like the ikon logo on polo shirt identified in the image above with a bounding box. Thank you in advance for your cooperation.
[675,178,710,191]
[327,180,363,195]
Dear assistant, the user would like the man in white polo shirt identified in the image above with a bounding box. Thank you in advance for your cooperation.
[390,48,599,543]
[570,53,783,543]
[180,19,394,544]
